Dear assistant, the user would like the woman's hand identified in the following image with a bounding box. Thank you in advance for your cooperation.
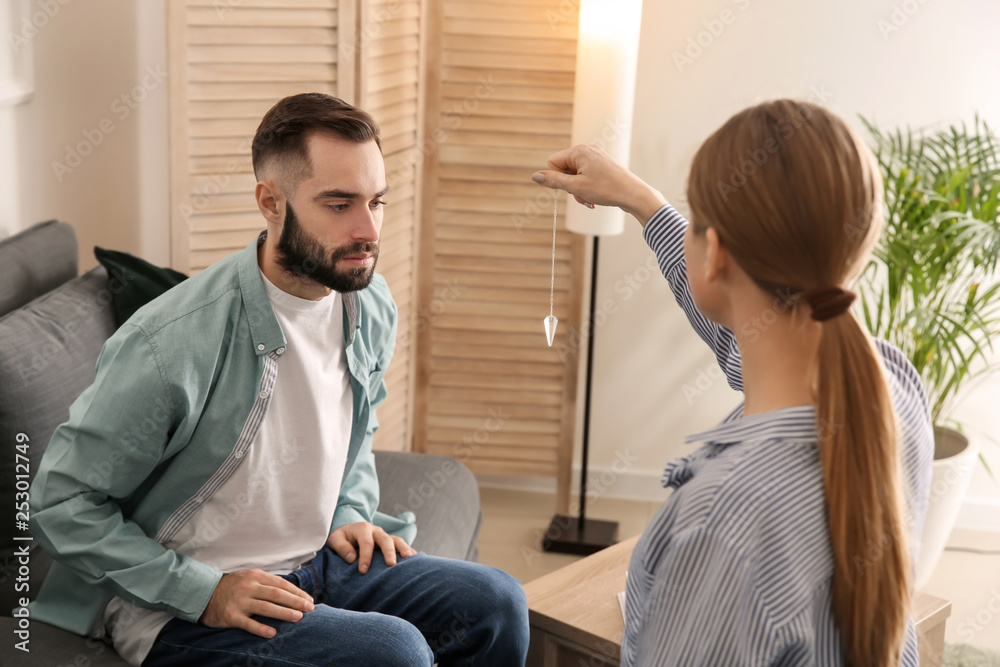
[532,144,667,225]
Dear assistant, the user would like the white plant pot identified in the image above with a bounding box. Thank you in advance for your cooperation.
[914,427,979,588]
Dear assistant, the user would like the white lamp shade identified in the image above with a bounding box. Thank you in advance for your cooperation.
[566,0,643,237]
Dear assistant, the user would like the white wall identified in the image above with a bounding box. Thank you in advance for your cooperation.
[0,0,33,235]
[0,0,169,270]
[578,0,1000,528]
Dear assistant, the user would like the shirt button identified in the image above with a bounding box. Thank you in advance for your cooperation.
[235,451,244,458]
[259,390,268,399]
[277,347,285,355]
[257,343,265,351]
[194,497,204,504]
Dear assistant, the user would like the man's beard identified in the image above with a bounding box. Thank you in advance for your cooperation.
[274,201,379,293]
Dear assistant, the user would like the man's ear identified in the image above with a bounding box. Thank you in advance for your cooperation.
[256,180,284,225]
[704,227,729,284]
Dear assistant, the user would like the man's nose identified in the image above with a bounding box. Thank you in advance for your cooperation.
[352,207,380,243]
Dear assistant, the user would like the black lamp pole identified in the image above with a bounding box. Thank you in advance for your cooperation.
[542,236,619,555]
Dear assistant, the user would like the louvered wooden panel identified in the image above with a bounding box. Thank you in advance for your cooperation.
[357,0,423,452]
[169,0,352,274]
[416,0,584,511]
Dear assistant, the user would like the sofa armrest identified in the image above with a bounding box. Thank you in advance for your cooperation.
[374,451,481,562]
[0,220,78,318]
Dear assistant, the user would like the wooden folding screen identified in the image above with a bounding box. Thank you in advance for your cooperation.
[414,0,584,512]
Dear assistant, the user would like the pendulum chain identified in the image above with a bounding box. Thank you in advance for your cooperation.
[543,193,559,346]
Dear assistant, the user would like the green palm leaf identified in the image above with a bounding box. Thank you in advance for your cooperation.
[859,115,1000,478]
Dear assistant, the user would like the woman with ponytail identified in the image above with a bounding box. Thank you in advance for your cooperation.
[532,100,933,666]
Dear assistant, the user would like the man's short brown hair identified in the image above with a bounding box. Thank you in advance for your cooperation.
[251,93,381,190]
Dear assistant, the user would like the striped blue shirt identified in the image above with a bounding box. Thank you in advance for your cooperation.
[622,205,934,666]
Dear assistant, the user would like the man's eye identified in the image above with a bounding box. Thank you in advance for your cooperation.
[372,200,387,209]
[329,204,349,212]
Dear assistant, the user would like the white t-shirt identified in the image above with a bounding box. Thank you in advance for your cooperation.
[102,268,354,666]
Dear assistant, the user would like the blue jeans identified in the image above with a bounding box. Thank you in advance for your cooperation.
[142,547,529,666]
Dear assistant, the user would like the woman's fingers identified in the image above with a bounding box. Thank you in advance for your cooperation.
[533,144,627,208]
[534,143,667,223]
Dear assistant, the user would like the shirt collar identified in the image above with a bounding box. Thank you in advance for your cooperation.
[238,231,361,355]
[683,405,820,446]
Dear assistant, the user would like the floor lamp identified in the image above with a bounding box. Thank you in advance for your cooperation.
[543,0,644,556]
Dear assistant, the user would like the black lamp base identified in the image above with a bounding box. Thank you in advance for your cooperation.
[541,514,619,556]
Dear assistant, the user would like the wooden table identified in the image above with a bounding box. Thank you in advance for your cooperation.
[523,535,952,666]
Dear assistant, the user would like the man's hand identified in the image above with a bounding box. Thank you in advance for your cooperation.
[328,521,417,574]
[532,144,667,225]
[200,569,315,639]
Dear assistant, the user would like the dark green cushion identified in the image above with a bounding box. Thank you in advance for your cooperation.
[94,247,188,327]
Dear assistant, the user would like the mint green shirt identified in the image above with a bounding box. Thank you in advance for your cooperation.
[28,231,415,637]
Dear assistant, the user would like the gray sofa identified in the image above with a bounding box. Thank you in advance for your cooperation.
[0,221,481,666]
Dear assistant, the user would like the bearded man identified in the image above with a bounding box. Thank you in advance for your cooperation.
[29,93,529,667]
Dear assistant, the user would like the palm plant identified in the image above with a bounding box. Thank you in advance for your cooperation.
[857,115,1000,475]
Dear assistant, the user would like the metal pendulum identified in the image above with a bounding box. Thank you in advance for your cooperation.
[544,192,559,347]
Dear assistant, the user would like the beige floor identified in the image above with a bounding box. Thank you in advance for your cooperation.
[477,487,1000,651]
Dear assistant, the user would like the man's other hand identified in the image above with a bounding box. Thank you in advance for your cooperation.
[328,521,417,574]
[200,569,315,638]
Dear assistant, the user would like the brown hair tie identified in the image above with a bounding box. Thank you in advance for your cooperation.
[801,286,856,322]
